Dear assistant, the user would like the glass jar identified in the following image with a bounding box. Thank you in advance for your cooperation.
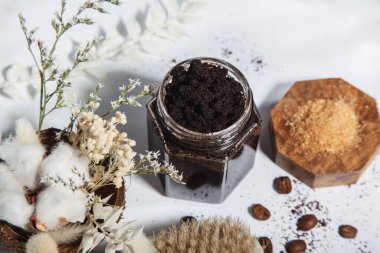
[147,57,262,203]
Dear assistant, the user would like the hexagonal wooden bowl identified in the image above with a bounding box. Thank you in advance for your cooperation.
[270,78,380,188]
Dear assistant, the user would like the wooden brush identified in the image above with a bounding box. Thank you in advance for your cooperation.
[152,217,263,253]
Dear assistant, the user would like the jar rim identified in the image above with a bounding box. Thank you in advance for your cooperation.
[157,57,252,130]
[157,57,253,149]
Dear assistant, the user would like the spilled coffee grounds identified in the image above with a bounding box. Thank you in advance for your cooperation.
[164,59,245,133]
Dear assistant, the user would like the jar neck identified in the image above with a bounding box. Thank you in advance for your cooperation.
[156,57,254,151]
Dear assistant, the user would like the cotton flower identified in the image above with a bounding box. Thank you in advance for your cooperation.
[36,184,87,231]
[0,141,45,189]
[40,143,90,188]
[0,118,44,189]
[0,141,44,189]
[0,164,34,229]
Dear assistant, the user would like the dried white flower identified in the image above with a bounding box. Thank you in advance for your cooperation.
[114,111,127,125]
[71,111,136,177]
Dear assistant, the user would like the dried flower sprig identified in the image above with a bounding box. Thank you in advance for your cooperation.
[18,0,120,131]
[129,151,183,184]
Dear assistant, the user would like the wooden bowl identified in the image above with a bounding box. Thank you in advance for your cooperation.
[270,78,380,188]
[0,128,125,252]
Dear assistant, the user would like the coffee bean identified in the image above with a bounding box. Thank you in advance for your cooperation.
[339,225,357,239]
[274,176,292,194]
[286,240,307,253]
[251,204,271,221]
[258,237,273,253]
[297,214,318,231]
[180,216,197,223]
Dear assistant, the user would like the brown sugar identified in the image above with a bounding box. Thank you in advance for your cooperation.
[286,98,362,155]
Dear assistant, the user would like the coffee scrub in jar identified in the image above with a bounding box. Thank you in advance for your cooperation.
[147,58,262,203]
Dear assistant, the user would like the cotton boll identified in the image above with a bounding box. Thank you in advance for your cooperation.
[26,233,58,253]
[0,164,34,229]
[0,141,45,189]
[40,143,90,188]
[15,118,40,145]
[0,164,24,193]
[36,185,87,231]
[0,190,34,230]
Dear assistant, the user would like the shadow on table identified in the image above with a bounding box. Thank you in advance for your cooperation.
[99,70,165,195]
[258,82,293,161]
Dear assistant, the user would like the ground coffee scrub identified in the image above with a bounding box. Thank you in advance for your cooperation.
[147,57,262,203]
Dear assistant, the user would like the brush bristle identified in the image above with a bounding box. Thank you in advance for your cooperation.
[152,217,263,253]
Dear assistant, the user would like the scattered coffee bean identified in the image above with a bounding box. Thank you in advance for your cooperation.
[339,225,357,239]
[180,216,197,223]
[286,240,307,253]
[274,176,292,194]
[251,204,271,221]
[258,237,273,253]
[297,214,318,231]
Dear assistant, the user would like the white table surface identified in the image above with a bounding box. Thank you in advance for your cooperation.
[0,0,380,252]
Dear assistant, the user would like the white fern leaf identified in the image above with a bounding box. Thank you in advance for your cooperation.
[105,243,117,253]
[126,17,142,39]
[165,0,180,17]
[129,227,144,243]
[5,64,30,82]
[167,22,188,38]
[1,83,23,99]
[121,45,143,61]
[152,2,167,25]
[145,7,155,29]
[181,0,207,13]
[79,230,96,253]
[155,29,178,41]
[179,14,200,23]
[146,2,167,30]
[102,208,123,228]
[91,232,105,251]
[139,36,163,54]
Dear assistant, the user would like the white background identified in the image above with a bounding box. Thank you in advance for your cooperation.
[0,0,380,252]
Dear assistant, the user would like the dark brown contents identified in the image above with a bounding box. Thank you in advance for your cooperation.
[251,204,271,221]
[164,59,245,133]
[180,216,197,223]
[286,239,307,253]
[258,237,273,253]
[274,176,292,194]
[297,214,318,231]
[339,225,358,239]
